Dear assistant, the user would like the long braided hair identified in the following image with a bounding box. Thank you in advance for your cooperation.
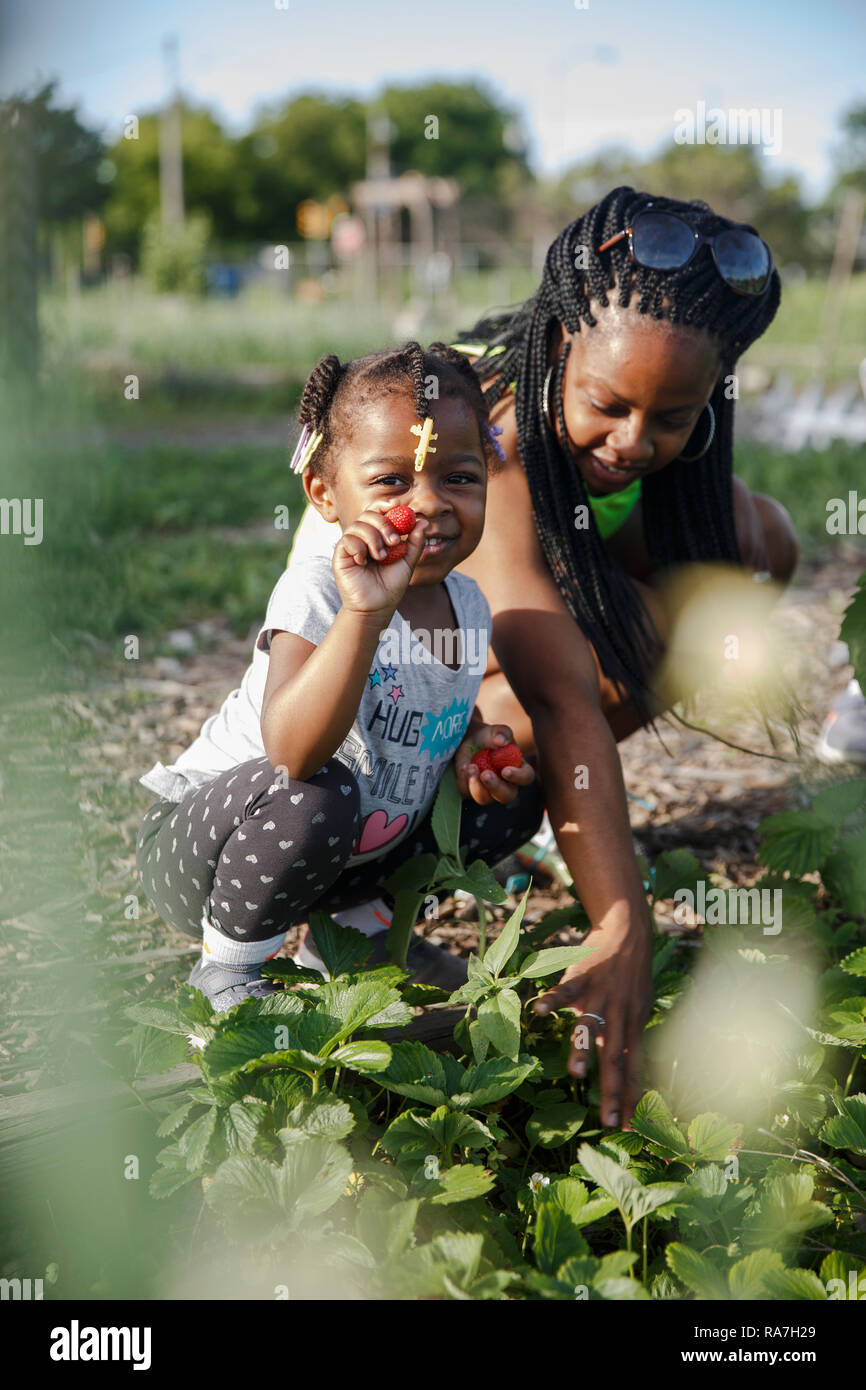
[461,185,781,722]
[297,340,500,479]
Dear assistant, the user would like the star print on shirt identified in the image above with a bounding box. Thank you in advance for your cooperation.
[368,670,382,688]
[381,664,398,682]
[388,684,404,704]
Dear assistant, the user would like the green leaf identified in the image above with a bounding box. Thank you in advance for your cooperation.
[761,1267,828,1300]
[811,779,866,826]
[125,1000,189,1035]
[380,1106,494,1162]
[259,959,326,986]
[666,1242,729,1300]
[727,1249,785,1300]
[428,1164,496,1205]
[577,1143,641,1218]
[822,829,866,915]
[149,1143,200,1199]
[307,910,375,978]
[376,1041,537,1111]
[202,1020,322,1079]
[744,1172,834,1250]
[205,1139,352,1241]
[840,946,866,978]
[401,982,451,1005]
[450,858,508,905]
[302,976,405,1046]
[777,1082,827,1130]
[483,890,529,977]
[820,1251,866,1299]
[840,575,866,690]
[383,852,438,895]
[527,1103,587,1149]
[129,1024,191,1078]
[178,1107,218,1171]
[329,1039,392,1073]
[537,1177,590,1222]
[155,1098,198,1137]
[820,1093,866,1154]
[280,1093,357,1145]
[534,1204,589,1275]
[476,989,522,1059]
[687,1112,744,1162]
[651,849,703,904]
[431,763,463,860]
[517,944,595,979]
[221,1098,268,1155]
[630,1091,690,1159]
[758,809,836,876]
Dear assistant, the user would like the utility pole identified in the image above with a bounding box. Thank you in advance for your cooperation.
[159,34,184,228]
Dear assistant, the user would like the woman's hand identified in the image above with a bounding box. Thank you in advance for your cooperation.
[533,913,653,1129]
[454,722,535,806]
[332,505,429,617]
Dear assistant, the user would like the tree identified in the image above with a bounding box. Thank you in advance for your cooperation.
[102,103,249,258]
[22,80,108,228]
[380,80,531,202]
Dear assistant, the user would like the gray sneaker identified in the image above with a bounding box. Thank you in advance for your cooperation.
[296,927,468,990]
[188,957,282,1013]
[816,680,866,765]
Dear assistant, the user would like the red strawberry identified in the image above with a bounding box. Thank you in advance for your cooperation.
[491,742,523,772]
[378,541,408,564]
[470,748,494,773]
[385,505,416,535]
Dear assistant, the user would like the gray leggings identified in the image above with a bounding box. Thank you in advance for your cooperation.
[136,755,545,942]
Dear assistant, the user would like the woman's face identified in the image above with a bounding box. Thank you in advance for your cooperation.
[553,302,722,496]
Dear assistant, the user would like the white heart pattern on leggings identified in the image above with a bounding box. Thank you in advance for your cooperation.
[245,854,258,863]
[340,785,352,796]
[279,840,293,850]
[209,825,217,840]
[231,879,241,888]
[328,836,339,846]
[312,812,325,824]
[260,875,273,883]
[291,793,304,805]
[262,821,276,831]
[237,831,246,841]
[245,901,258,910]
[292,859,306,868]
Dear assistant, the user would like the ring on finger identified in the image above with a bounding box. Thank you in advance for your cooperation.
[578,1011,606,1028]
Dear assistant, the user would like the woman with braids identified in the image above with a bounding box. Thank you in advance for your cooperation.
[136,341,540,1009]
[288,186,799,1129]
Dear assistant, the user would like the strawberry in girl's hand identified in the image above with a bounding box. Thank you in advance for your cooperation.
[377,505,416,563]
[385,505,416,535]
[470,747,495,773]
[490,742,524,773]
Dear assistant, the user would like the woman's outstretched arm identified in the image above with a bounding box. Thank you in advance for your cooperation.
[458,440,654,1128]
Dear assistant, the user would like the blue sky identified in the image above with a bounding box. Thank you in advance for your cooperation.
[2,0,863,202]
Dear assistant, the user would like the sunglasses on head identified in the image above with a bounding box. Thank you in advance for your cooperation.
[597,207,774,297]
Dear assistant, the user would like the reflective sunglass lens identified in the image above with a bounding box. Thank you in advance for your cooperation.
[714,228,771,293]
[632,212,696,269]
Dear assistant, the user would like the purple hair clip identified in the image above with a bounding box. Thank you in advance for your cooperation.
[484,421,506,462]
[289,423,323,475]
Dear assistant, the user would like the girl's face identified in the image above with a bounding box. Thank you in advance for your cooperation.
[306,390,487,586]
[554,302,722,496]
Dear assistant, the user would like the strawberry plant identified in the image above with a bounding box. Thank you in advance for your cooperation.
[120,580,866,1299]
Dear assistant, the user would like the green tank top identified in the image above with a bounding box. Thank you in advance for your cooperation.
[450,341,641,540]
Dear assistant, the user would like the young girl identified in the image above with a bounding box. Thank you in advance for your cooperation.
[135,342,540,1011]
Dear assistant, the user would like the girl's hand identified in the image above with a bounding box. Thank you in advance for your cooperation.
[333,505,429,617]
[455,723,535,806]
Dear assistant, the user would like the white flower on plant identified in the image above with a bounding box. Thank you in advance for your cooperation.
[528,1172,549,1194]
[774,1113,790,1128]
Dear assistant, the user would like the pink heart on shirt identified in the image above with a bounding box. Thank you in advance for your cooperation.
[354,809,408,856]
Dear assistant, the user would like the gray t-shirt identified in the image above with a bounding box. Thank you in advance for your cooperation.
[139,556,491,867]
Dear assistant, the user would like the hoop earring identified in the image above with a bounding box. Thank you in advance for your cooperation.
[679,401,716,461]
[541,366,555,433]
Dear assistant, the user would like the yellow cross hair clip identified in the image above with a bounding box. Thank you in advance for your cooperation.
[410,417,438,472]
